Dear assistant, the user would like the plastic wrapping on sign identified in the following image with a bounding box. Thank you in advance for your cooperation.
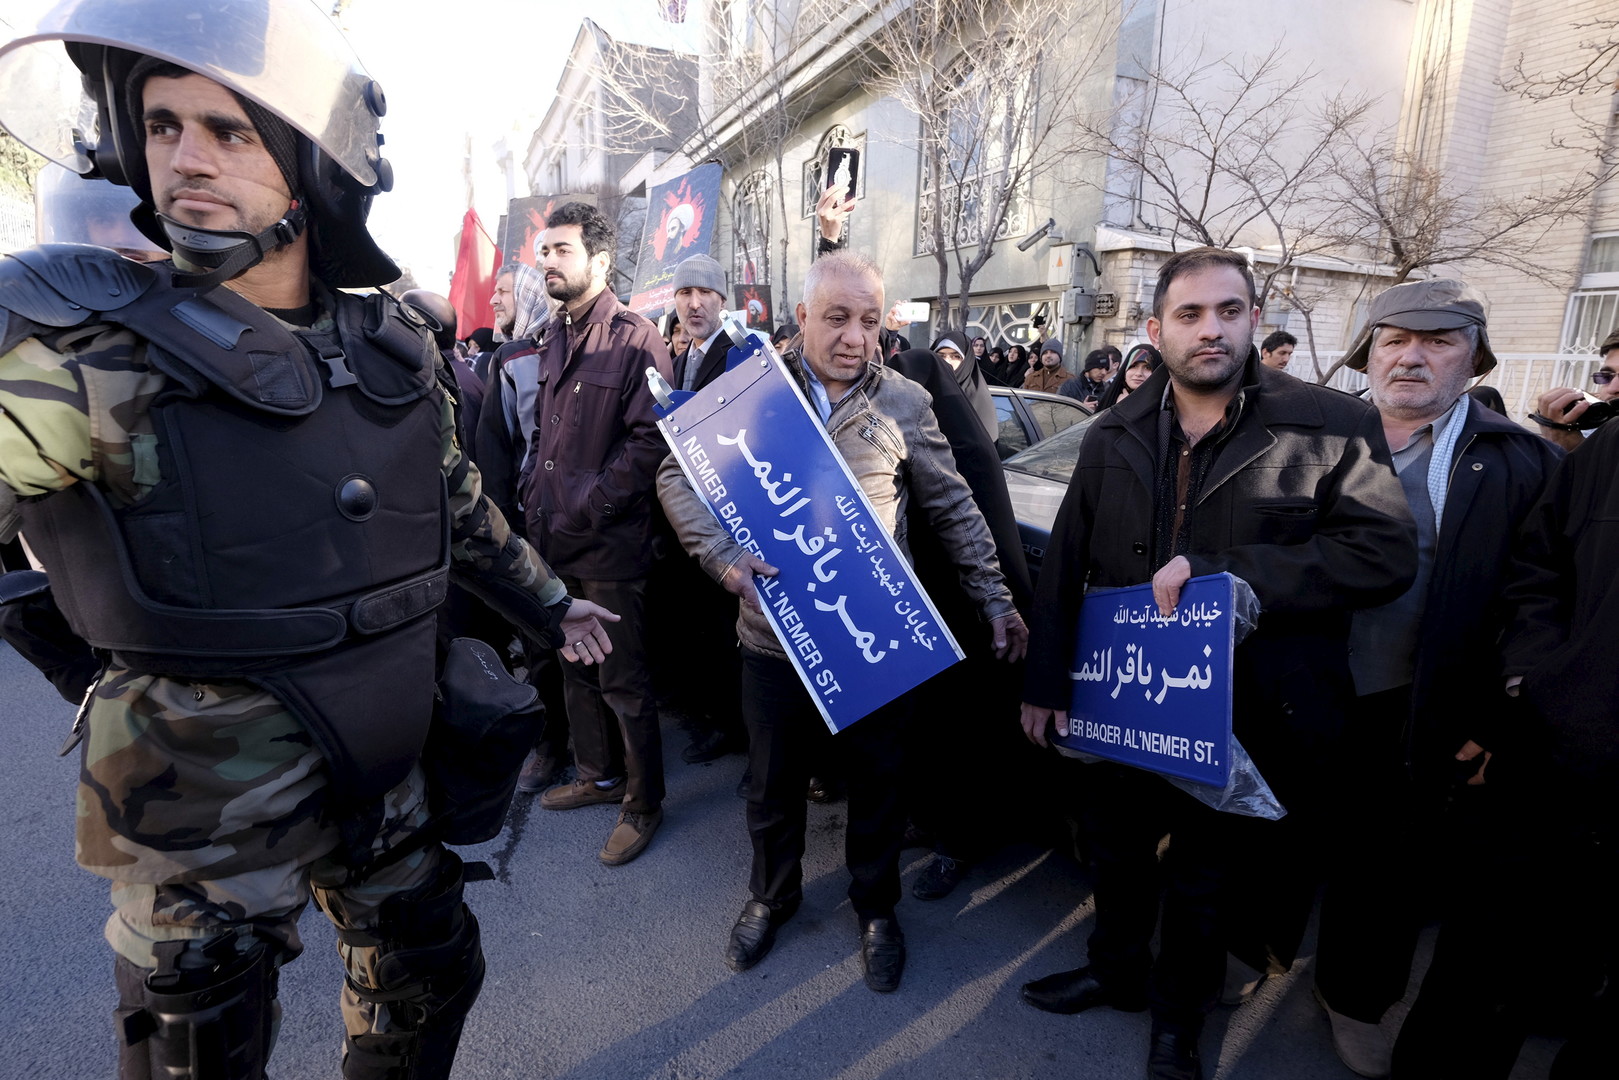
[1166,575,1285,819]
[1164,731,1285,819]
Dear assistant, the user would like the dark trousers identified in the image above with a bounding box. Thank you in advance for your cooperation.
[1316,686,1428,1020]
[741,648,907,922]
[1078,761,1238,1034]
[1393,775,1615,1079]
[560,576,664,813]
[522,643,572,764]
[1312,685,1506,1023]
[903,652,1035,861]
[645,549,743,742]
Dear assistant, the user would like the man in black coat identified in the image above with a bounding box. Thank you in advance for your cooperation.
[1390,411,1618,1079]
[650,254,749,765]
[1017,247,1416,1080]
[886,348,1037,900]
[1289,281,1563,1078]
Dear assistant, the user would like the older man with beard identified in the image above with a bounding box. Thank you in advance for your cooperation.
[652,254,750,765]
[1018,247,1416,1080]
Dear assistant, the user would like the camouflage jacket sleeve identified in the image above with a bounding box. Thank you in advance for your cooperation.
[438,375,568,611]
[0,324,165,507]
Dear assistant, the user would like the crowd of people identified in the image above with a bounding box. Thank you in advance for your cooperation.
[0,4,1613,1080]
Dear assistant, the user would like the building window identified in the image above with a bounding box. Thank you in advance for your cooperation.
[802,125,864,217]
[1587,234,1619,276]
[1560,290,1619,355]
[916,53,1034,257]
[1559,233,1619,360]
[733,170,772,287]
[963,298,1053,348]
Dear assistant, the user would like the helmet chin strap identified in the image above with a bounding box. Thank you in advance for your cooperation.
[161,201,308,290]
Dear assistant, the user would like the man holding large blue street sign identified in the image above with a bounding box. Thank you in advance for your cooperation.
[657,251,1026,994]
[1017,247,1416,1080]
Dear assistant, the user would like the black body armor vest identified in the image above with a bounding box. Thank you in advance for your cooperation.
[6,247,450,804]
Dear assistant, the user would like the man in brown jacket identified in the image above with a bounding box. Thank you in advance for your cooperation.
[1022,338,1074,393]
[519,202,670,866]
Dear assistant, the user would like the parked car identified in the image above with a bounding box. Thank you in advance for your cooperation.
[1001,411,1098,577]
[987,386,1091,459]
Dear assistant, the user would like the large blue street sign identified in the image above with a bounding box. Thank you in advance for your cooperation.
[656,341,964,732]
[1055,573,1237,787]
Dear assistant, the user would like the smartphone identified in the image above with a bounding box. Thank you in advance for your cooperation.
[892,301,929,325]
[826,147,861,200]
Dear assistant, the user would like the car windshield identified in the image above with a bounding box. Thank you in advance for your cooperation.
[1002,414,1097,482]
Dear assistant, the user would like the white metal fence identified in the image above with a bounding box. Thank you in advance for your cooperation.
[1299,350,1593,429]
[0,193,31,253]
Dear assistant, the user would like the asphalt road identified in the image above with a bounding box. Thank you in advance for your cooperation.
[0,642,1559,1078]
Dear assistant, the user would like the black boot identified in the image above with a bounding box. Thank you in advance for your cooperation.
[115,934,276,1080]
[337,851,487,1080]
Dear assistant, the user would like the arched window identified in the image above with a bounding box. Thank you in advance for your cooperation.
[732,171,773,288]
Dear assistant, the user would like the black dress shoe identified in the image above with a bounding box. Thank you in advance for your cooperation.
[725,900,786,972]
[912,855,970,901]
[682,729,742,765]
[1020,966,1149,1014]
[860,917,906,993]
[1147,1026,1204,1080]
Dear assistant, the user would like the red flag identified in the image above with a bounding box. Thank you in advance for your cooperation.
[448,208,501,339]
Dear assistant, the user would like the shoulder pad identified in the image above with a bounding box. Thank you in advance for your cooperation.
[333,290,438,405]
[0,244,158,327]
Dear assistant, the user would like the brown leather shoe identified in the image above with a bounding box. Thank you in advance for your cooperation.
[539,776,624,811]
[599,807,662,866]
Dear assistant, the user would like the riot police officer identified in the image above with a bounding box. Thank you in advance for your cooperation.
[0,2,617,1077]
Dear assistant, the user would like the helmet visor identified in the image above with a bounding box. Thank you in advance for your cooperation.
[34,161,164,253]
[0,0,382,186]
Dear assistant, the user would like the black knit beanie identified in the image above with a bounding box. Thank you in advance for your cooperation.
[125,54,301,199]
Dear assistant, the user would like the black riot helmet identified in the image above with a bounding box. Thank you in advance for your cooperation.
[33,162,166,261]
[0,0,398,288]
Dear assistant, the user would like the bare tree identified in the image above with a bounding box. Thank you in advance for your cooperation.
[583,4,852,312]
[1501,17,1619,100]
[868,0,1112,331]
[1086,49,1375,329]
[1316,138,1603,288]
[1309,126,1612,382]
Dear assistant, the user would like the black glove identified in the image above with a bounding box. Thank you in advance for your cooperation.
[0,570,102,703]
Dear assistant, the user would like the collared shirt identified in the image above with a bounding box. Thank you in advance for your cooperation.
[1151,383,1247,568]
[801,359,835,425]
[1347,396,1467,696]
[681,333,718,391]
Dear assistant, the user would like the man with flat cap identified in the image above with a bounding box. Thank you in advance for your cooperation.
[1296,280,1563,1077]
[650,254,750,764]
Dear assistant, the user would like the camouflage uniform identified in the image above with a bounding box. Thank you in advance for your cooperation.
[0,292,562,1038]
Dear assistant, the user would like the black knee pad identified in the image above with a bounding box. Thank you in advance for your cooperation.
[339,851,487,1080]
[114,934,275,1080]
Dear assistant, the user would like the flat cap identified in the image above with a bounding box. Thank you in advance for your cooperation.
[1344,279,1496,375]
